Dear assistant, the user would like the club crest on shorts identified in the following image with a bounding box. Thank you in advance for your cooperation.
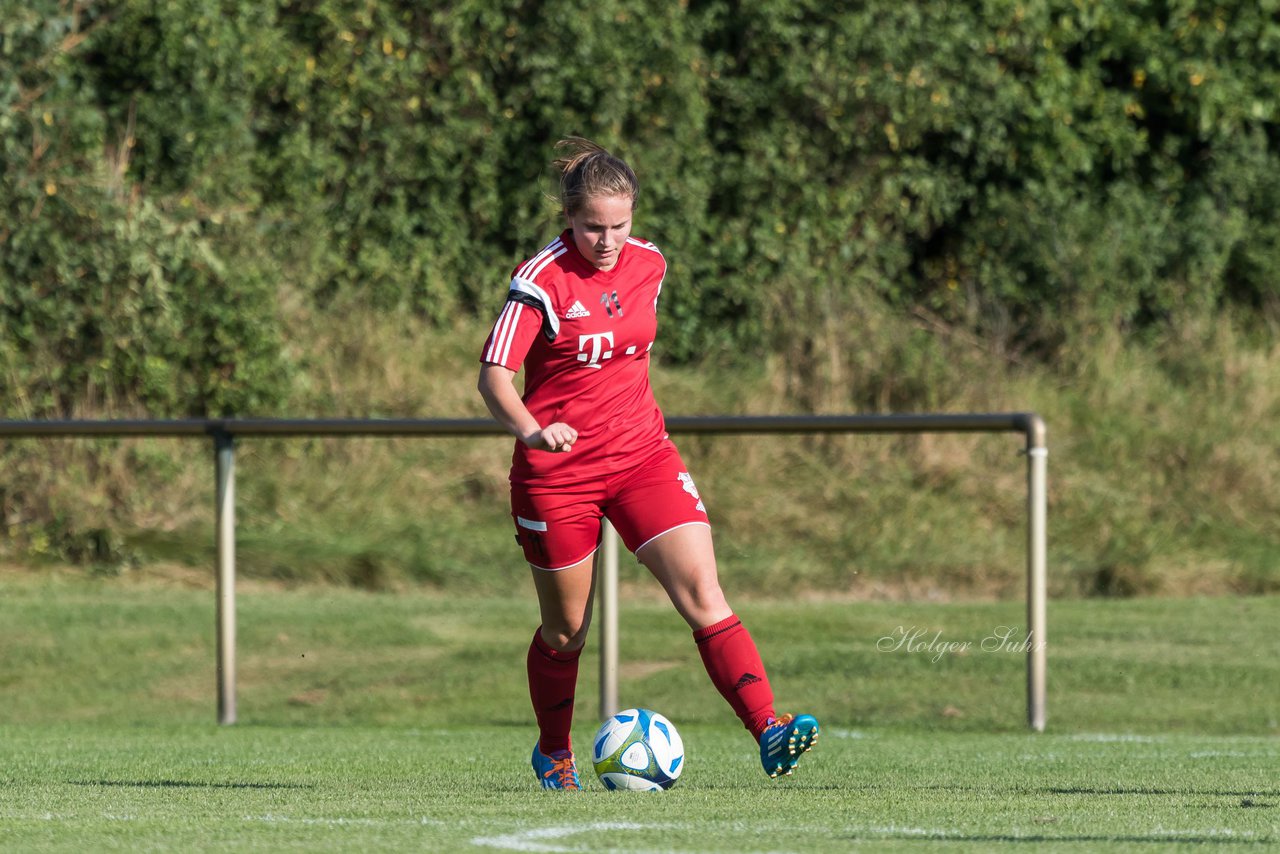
[677,472,705,512]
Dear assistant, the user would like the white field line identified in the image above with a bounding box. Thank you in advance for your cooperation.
[471,822,676,853]
[247,814,445,827]
[6,813,1268,847]
[860,825,1270,842]
[822,728,873,739]
[865,824,962,837]
[0,812,444,828]
[1148,828,1269,838]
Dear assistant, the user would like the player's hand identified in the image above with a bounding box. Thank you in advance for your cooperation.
[526,422,577,453]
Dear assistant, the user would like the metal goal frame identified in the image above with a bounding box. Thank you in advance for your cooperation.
[0,413,1047,731]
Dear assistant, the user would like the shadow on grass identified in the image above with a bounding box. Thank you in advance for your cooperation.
[70,779,313,790]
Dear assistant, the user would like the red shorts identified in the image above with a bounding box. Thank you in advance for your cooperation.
[509,441,710,570]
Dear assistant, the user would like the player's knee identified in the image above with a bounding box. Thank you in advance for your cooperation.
[699,590,731,620]
[679,577,730,623]
[540,621,589,652]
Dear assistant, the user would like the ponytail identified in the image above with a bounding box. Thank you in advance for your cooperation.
[551,137,639,216]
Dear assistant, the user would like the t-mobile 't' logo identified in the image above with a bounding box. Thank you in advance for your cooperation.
[576,331,614,369]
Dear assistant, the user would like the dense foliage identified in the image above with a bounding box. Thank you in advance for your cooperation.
[4,0,1278,416]
[1,1,1277,586]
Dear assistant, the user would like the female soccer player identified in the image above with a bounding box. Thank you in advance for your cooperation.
[478,138,819,790]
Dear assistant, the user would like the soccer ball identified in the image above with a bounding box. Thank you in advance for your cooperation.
[590,708,684,791]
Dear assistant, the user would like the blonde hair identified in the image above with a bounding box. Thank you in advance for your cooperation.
[551,137,639,216]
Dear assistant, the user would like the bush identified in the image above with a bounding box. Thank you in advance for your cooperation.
[1,3,289,418]
[2,0,1278,581]
[7,0,1279,378]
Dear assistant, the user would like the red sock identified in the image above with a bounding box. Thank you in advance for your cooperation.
[527,628,582,755]
[693,614,776,740]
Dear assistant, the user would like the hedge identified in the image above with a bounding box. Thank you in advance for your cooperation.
[3,0,1278,414]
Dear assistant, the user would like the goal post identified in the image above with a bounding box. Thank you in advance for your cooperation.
[0,413,1047,731]
[597,413,1049,732]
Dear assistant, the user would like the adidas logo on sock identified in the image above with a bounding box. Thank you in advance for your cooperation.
[565,300,591,318]
[734,672,762,690]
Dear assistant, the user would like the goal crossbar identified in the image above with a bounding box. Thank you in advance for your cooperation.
[0,414,1048,731]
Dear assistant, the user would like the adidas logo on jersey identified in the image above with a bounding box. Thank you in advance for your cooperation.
[565,300,591,319]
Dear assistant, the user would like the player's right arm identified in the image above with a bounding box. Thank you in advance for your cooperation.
[478,287,575,453]
[477,364,577,453]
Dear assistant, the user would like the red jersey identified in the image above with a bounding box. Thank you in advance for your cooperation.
[481,230,668,485]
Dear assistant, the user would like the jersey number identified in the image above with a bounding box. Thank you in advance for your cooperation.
[601,291,624,317]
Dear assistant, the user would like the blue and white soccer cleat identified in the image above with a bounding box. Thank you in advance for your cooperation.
[532,744,582,790]
[759,713,820,778]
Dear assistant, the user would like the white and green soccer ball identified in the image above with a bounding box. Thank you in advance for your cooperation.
[590,708,684,791]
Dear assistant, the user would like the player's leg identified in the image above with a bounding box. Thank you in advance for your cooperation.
[608,444,819,777]
[527,553,596,789]
[530,552,598,652]
[609,448,768,729]
[633,524,776,738]
[635,517,820,778]
[632,522,727,627]
[511,482,605,789]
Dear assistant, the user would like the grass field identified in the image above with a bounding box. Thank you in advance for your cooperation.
[3,725,1274,852]
[1,572,1277,851]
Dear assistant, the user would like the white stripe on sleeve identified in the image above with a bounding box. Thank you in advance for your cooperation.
[485,302,517,364]
[498,302,523,365]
